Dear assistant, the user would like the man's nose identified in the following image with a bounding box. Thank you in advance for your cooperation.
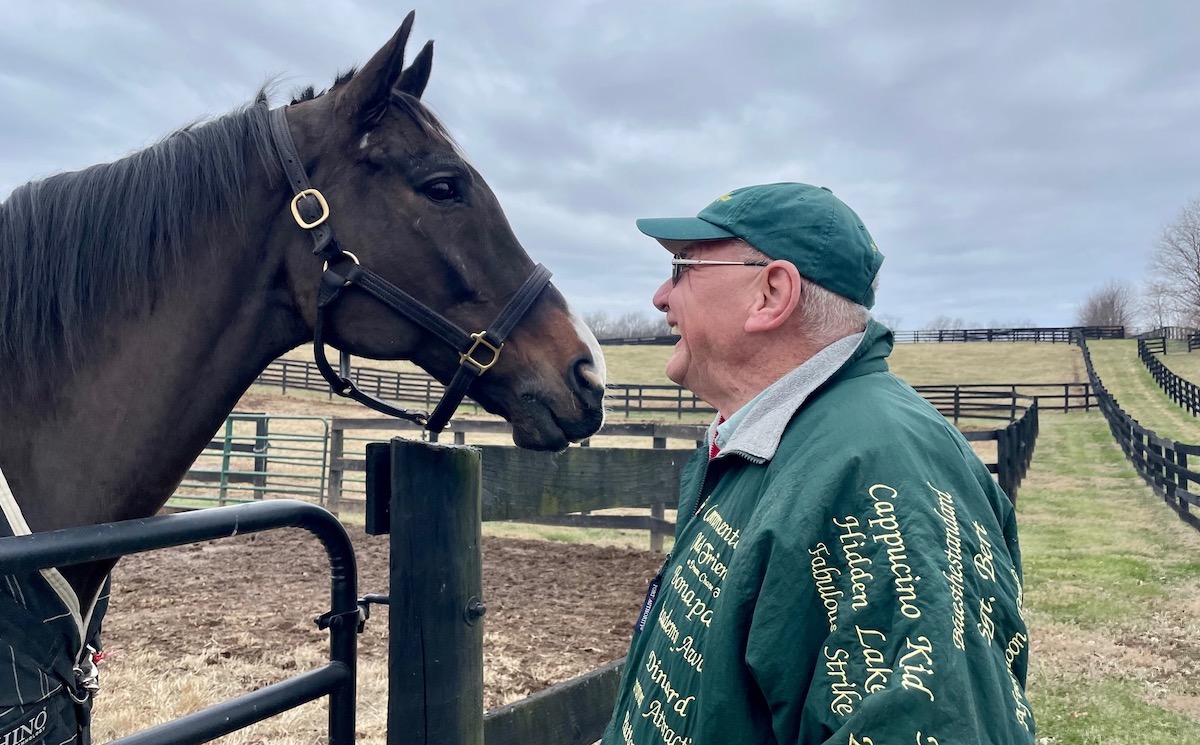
[652,277,672,312]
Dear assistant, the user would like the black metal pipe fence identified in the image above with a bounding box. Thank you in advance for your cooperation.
[0,500,359,744]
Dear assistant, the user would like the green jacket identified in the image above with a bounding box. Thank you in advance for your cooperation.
[601,321,1034,745]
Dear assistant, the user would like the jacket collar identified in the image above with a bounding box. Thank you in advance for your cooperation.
[712,319,893,463]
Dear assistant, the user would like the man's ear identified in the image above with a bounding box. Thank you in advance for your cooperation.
[745,261,802,333]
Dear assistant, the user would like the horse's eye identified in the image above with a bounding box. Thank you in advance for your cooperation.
[421,179,460,202]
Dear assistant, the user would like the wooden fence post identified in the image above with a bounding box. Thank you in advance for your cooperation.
[1180,450,1192,516]
[388,439,484,745]
[218,417,234,507]
[252,416,269,496]
[327,425,344,513]
[650,436,668,553]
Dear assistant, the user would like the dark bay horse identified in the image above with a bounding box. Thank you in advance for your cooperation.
[0,13,606,620]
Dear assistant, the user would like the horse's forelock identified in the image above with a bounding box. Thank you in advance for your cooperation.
[290,67,359,105]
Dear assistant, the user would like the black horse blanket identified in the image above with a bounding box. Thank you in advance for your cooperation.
[0,468,108,745]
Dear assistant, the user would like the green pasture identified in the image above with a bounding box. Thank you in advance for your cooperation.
[1087,339,1200,444]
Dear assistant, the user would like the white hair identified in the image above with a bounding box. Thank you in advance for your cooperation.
[727,239,873,341]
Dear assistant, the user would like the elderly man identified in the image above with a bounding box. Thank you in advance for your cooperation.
[600,183,1035,744]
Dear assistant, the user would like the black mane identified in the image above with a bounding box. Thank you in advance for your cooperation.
[0,97,278,387]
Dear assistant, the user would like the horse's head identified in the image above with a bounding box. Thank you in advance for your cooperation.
[277,13,605,451]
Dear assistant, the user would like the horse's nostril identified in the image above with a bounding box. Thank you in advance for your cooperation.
[571,358,606,411]
[573,359,600,390]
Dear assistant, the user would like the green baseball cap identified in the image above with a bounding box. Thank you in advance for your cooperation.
[636,182,884,308]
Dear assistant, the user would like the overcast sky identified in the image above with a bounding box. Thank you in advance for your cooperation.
[3,1,1198,330]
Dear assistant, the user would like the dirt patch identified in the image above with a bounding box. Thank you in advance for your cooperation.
[101,528,661,711]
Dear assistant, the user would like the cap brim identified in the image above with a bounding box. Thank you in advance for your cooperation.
[636,217,735,252]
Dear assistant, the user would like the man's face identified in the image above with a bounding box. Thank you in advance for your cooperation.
[650,240,764,398]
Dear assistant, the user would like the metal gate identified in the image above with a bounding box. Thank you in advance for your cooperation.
[0,500,358,744]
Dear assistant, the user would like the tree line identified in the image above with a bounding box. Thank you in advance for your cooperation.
[1077,198,1200,329]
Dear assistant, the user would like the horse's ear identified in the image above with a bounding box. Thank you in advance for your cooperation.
[338,11,415,127]
[397,40,434,100]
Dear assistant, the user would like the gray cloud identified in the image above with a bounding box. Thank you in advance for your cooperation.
[3,0,1199,330]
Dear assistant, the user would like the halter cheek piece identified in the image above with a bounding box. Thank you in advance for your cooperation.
[267,104,551,433]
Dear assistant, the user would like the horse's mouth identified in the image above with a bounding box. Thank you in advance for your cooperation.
[504,391,603,452]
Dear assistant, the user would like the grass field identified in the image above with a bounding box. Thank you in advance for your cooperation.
[1087,340,1200,444]
[216,338,1200,742]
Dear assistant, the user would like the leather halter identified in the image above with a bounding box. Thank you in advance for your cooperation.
[267,104,552,433]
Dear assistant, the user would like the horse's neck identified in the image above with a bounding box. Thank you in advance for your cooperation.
[2,206,307,535]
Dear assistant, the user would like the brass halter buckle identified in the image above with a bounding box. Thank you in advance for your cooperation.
[290,188,330,229]
[460,332,503,375]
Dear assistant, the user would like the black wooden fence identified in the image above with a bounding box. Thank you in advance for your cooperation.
[1138,338,1200,416]
[1135,326,1197,341]
[600,326,1124,346]
[1078,336,1199,530]
[963,401,1039,504]
[255,358,1089,419]
[327,385,1039,534]
[890,326,1124,344]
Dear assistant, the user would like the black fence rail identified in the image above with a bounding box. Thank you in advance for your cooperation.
[255,359,1090,420]
[891,326,1124,344]
[1136,326,1198,341]
[917,383,1092,418]
[1142,337,1167,355]
[961,401,1039,503]
[1078,335,1200,530]
[598,335,674,346]
[256,359,485,415]
[1138,338,1200,416]
[601,326,1124,345]
[330,387,1038,527]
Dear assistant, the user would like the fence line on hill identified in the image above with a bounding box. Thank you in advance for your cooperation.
[1077,334,1199,530]
[600,325,1124,346]
[1138,338,1200,417]
[1134,326,1198,341]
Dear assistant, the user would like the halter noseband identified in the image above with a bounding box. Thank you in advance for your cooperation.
[267,104,551,433]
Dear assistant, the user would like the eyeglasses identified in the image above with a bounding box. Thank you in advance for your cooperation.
[671,257,769,285]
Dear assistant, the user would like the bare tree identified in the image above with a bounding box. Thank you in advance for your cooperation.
[1139,280,1179,330]
[611,311,667,337]
[922,315,980,330]
[873,312,903,331]
[1150,198,1200,323]
[583,309,669,339]
[1076,279,1134,328]
[582,310,614,338]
